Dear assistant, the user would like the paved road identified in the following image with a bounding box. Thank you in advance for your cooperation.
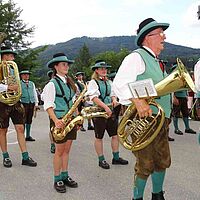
[0,109,200,200]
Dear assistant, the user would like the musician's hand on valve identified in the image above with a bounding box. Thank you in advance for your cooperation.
[8,84,18,92]
[133,99,152,118]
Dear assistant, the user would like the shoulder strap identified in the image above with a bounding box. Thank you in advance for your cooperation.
[94,79,109,102]
[54,76,72,109]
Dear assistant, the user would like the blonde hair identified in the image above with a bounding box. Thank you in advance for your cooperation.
[91,71,108,81]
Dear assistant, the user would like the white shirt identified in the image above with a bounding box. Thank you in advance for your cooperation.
[113,46,156,105]
[0,84,8,93]
[41,74,67,111]
[85,79,116,101]
[194,59,200,91]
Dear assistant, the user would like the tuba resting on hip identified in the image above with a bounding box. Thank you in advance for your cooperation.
[0,61,22,106]
[118,58,196,151]
[52,84,87,143]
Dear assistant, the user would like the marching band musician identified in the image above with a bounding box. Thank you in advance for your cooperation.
[0,46,37,168]
[41,53,78,193]
[20,70,40,141]
[46,70,56,153]
[113,18,171,200]
[86,60,128,170]
[75,71,94,131]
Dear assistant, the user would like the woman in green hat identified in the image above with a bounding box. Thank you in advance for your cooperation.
[86,60,128,170]
[42,53,78,193]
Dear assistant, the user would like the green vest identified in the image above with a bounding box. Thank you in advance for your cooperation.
[95,80,111,104]
[196,91,200,98]
[76,81,84,92]
[20,80,35,103]
[174,90,187,98]
[51,77,75,118]
[135,48,171,118]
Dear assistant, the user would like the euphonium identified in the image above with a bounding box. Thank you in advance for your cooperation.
[0,61,22,106]
[118,58,196,151]
[52,84,87,143]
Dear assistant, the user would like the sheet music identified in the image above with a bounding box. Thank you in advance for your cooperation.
[128,78,157,98]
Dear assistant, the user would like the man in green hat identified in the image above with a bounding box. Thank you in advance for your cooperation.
[113,18,171,200]
[20,70,40,141]
[0,46,37,168]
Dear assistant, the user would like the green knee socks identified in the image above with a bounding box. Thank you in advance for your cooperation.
[151,171,166,193]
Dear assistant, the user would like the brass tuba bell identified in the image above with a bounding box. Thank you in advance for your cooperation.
[0,33,22,106]
[118,58,196,151]
[0,61,22,106]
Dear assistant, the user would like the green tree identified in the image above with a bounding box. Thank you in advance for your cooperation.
[0,0,35,49]
[73,43,92,80]
[0,0,48,87]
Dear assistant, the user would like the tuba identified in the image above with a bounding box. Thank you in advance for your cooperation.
[0,33,22,106]
[52,83,87,143]
[118,58,196,151]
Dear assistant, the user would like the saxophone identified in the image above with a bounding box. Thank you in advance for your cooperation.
[52,84,87,143]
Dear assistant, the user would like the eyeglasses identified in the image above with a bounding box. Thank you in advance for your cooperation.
[147,32,165,37]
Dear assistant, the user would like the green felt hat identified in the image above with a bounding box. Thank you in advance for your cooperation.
[135,18,169,46]
[75,71,84,77]
[19,70,31,75]
[47,70,54,78]
[0,46,17,55]
[47,53,74,68]
[91,60,111,71]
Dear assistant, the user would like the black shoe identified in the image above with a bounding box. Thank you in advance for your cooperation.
[152,191,165,200]
[185,128,196,134]
[174,129,183,135]
[132,198,143,200]
[54,181,66,193]
[63,176,78,188]
[99,160,110,169]
[3,158,12,168]
[88,126,94,130]
[112,157,129,165]
[22,157,37,167]
[168,136,175,141]
[25,136,35,141]
[80,127,86,132]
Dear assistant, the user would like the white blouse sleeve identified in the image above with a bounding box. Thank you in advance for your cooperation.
[85,79,100,101]
[113,52,145,105]
[41,82,56,110]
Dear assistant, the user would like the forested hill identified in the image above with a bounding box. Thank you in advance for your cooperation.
[38,36,200,66]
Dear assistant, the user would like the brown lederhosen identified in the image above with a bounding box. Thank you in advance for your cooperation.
[22,102,35,124]
[133,118,171,179]
[172,97,189,117]
[0,101,25,128]
[92,105,120,139]
[50,118,77,144]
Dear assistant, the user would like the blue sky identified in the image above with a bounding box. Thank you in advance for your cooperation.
[14,0,200,48]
